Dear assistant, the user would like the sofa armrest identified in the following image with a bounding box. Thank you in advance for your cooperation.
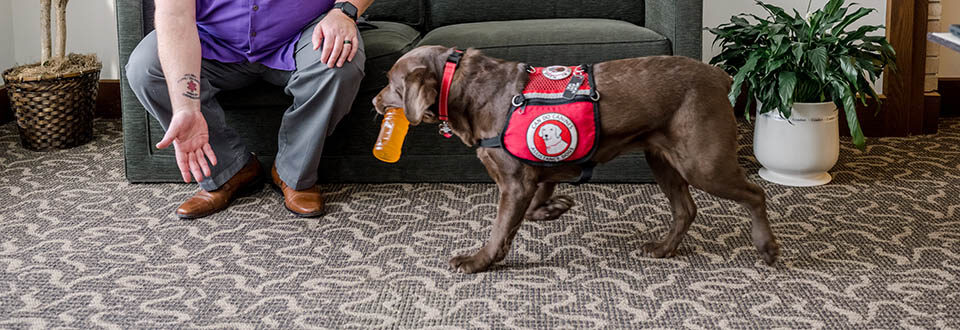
[117,0,146,71]
[644,0,703,60]
[116,0,160,182]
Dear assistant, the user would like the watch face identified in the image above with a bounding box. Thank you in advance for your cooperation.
[336,2,358,19]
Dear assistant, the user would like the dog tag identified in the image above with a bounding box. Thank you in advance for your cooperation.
[562,75,585,99]
[439,121,454,138]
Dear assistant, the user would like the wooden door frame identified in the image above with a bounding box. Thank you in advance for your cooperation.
[881,0,936,136]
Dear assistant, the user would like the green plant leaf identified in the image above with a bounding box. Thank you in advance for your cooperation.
[857,72,882,111]
[833,7,876,35]
[731,15,750,26]
[758,1,793,22]
[831,80,865,149]
[766,58,787,74]
[839,56,861,92]
[808,47,829,80]
[778,71,798,110]
[842,25,882,43]
[792,43,804,65]
[729,53,761,106]
[824,0,844,16]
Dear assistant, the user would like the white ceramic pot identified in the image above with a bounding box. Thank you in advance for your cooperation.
[753,101,840,187]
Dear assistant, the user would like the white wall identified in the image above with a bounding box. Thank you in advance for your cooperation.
[702,0,888,62]
[7,0,119,80]
[0,0,16,87]
[940,0,960,78]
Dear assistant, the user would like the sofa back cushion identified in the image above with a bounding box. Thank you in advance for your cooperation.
[365,0,425,28]
[139,0,424,34]
[427,0,644,29]
[143,0,156,32]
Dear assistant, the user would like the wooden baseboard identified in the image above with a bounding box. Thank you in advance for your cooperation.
[0,86,10,124]
[96,80,122,119]
[940,78,960,117]
[925,92,941,134]
[0,80,121,124]
[842,95,889,138]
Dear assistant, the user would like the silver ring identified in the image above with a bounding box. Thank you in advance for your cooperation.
[511,94,525,107]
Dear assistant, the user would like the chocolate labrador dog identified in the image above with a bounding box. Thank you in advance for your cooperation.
[373,46,780,273]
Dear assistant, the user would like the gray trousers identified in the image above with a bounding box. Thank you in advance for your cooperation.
[125,19,365,191]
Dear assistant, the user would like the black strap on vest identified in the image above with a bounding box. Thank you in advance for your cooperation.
[479,137,501,148]
[477,139,596,185]
[572,162,596,186]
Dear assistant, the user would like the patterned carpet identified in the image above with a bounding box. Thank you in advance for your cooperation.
[1,118,959,328]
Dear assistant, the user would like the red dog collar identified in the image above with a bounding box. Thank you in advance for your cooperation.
[438,48,464,138]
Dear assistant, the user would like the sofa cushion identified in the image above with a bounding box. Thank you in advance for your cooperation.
[364,0,425,28]
[360,21,422,92]
[417,19,671,65]
[427,0,644,29]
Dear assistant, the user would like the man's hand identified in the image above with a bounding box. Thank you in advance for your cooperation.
[312,9,359,68]
[156,110,218,183]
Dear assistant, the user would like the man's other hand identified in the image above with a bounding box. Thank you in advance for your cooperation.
[156,110,218,183]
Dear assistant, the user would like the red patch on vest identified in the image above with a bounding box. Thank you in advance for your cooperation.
[501,66,598,164]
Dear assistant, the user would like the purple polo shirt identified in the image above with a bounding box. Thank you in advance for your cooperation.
[196,0,335,71]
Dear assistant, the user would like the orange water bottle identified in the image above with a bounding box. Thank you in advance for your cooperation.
[373,108,410,163]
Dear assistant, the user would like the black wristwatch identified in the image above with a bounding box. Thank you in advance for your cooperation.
[333,2,358,22]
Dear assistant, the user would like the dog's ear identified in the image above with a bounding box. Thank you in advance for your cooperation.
[402,67,439,126]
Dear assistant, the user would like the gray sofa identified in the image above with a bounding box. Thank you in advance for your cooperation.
[118,0,702,183]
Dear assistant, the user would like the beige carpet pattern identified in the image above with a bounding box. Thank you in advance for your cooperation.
[1,119,959,328]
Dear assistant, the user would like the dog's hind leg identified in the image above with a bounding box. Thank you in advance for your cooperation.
[525,183,575,221]
[450,149,539,273]
[642,151,698,258]
[667,121,781,265]
[692,172,780,265]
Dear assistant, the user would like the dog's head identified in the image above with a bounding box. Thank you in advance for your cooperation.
[373,46,451,126]
[373,46,527,147]
[539,124,562,144]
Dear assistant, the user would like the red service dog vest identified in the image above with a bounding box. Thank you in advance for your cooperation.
[480,65,600,168]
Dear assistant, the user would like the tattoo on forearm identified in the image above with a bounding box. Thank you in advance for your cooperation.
[178,74,201,100]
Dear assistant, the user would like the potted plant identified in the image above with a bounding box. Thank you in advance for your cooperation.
[709,0,896,186]
[2,0,101,151]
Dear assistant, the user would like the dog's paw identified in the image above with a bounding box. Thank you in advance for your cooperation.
[525,195,575,221]
[757,239,780,265]
[449,254,493,274]
[641,241,678,259]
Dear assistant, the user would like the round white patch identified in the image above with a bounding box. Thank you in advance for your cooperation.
[542,66,572,80]
[526,113,578,162]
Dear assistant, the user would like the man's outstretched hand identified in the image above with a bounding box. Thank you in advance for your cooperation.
[156,110,218,183]
[312,9,359,68]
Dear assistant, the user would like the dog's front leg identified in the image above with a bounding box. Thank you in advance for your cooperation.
[450,150,538,273]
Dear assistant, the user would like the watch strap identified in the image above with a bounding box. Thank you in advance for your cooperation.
[333,2,358,21]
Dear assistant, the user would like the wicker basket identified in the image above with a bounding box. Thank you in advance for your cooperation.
[2,66,100,151]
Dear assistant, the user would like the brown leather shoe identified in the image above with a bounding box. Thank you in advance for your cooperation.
[175,156,264,219]
[271,165,325,218]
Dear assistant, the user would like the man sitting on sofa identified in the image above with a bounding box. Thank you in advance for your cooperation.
[126,0,373,219]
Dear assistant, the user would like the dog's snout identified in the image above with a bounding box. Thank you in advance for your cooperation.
[372,93,385,114]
